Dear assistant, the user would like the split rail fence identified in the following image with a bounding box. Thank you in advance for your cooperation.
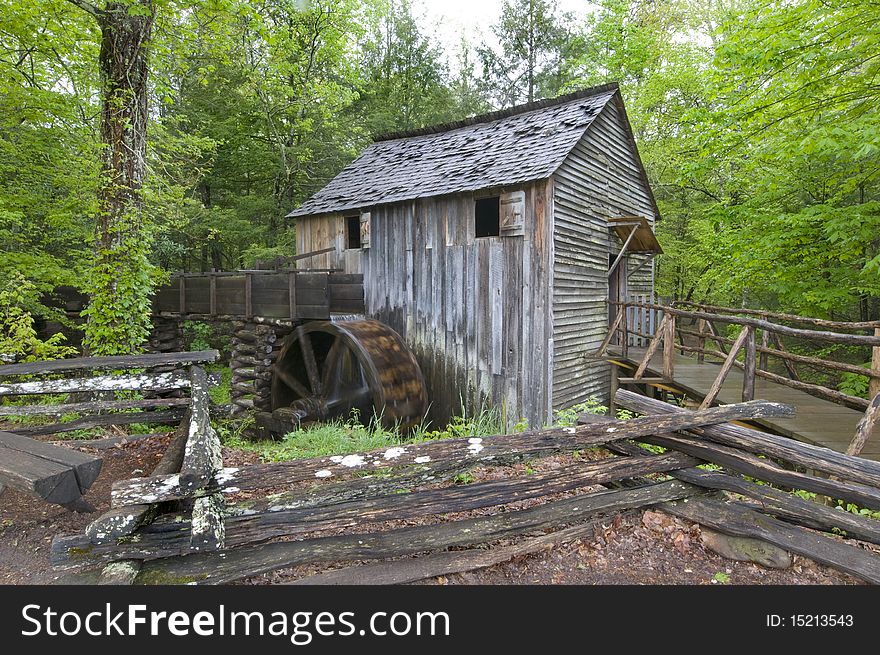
[0,351,219,515]
[49,390,880,585]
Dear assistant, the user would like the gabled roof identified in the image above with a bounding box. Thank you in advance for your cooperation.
[287,83,623,218]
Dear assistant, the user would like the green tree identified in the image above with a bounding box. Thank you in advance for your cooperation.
[682,0,880,318]
[351,0,454,136]
[478,0,574,106]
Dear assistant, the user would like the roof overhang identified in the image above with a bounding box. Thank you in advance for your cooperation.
[608,216,663,255]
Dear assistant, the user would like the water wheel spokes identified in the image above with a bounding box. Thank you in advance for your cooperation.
[271,319,427,430]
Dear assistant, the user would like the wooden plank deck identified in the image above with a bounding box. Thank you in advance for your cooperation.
[608,347,873,461]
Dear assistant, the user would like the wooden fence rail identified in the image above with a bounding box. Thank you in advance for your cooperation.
[0,350,219,519]
[48,393,880,586]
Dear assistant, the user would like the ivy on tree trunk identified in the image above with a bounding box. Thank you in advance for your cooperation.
[69,0,156,356]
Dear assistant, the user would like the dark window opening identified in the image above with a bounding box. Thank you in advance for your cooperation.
[346,215,361,249]
[475,196,500,238]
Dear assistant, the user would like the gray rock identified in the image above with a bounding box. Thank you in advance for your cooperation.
[701,527,792,569]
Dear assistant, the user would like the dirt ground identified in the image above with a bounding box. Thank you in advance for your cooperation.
[0,436,864,586]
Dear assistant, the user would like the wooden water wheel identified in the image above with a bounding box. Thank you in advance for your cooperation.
[270,319,427,430]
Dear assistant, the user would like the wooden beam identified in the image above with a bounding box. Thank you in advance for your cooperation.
[608,226,638,277]
[110,400,795,507]
[741,326,756,402]
[0,397,190,417]
[615,388,880,488]
[672,468,880,546]
[633,314,669,380]
[12,409,184,436]
[641,431,880,510]
[0,350,219,377]
[769,333,800,380]
[674,300,880,331]
[611,302,880,347]
[662,313,675,381]
[595,308,624,356]
[661,495,880,585]
[86,410,191,544]
[131,481,700,584]
[699,325,750,409]
[871,327,880,399]
[209,274,216,316]
[287,519,614,586]
[759,324,770,371]
[846,392,880,457]
[54,453,699,565]
[0,371,191,396]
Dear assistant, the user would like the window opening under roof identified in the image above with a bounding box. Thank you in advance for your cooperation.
[475,197,500,238]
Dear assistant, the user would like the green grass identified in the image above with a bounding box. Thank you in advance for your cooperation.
[207,364,232,405]
[221,405,512,463]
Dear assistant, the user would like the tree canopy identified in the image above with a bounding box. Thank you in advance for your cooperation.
[0,0,877,356]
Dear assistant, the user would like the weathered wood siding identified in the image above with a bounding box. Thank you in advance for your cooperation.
[296,214,363,274]
[551,99,657,411]
[296,181,554,429]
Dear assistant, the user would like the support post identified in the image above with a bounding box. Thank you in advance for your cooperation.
[244,273,253,319]
[759,321,770,371]
[662,313,676,381]
[697,319,706,364]
[178,276,186,317]
[209,274,216,317]
[609,363,619,416]
[742,326,757,402]
[871,327,880,400]
[288,272,297,320]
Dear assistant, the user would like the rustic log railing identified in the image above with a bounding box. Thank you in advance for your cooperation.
[599,300,880,414]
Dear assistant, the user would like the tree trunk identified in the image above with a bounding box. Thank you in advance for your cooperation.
[84,1,156,355]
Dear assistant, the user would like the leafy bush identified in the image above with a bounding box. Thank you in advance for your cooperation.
[837,365,870,399]
[0,273,77,362]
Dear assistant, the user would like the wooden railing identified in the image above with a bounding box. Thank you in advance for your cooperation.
[598,301,880,414]
[152,271,364,320]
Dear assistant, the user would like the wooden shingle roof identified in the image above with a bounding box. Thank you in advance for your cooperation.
[288,84,620,218]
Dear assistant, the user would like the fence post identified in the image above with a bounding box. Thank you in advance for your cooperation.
[244,272,253,319]
[742,326,757,402]
[663,313,676,381]
[209,273,216,317]
[697,319,706,364]
[759,316,770,371]
[871,327,880,400]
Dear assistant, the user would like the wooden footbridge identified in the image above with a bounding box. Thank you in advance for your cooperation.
[598,300,880,461]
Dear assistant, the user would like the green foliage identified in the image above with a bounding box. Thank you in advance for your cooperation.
[3,0,878,361]
[712,571,730,584]
[478,0,574,106]
[414,406,505,440]
[81,231,158,356]
[554,398,608,427]
[182,321,214,352]
[207,364,232,406]
[837,365,871,399]
[257,418,404,463]
[0,273,77,362]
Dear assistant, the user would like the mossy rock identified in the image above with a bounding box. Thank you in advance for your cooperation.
[701,527,791,569]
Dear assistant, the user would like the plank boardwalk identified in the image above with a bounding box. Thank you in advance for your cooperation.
[608,347,873,461]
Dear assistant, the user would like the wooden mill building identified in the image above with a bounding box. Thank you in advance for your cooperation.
[289,82,662,428]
